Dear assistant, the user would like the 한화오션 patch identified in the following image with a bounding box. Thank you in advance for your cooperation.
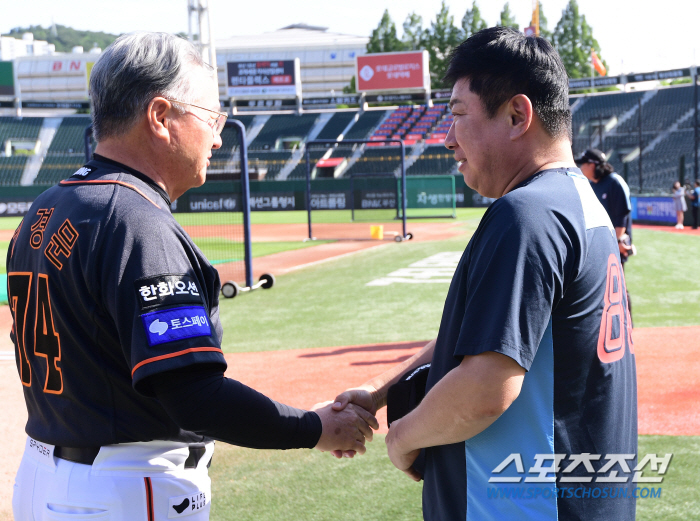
[134,274,203,312]
[141,306,211,346]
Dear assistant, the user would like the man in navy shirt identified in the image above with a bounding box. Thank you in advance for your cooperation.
[335,27,637,520]
[576,148,635,262]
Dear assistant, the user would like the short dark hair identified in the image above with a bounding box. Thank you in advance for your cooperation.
[444,26,572,141]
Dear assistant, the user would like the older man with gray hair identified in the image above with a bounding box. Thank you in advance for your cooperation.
[8,32,376,521]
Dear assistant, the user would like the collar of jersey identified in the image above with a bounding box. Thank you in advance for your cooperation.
[512,166,584,192]
[91,153,171,206]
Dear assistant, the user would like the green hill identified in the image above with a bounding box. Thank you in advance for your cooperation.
[2,24,120,53]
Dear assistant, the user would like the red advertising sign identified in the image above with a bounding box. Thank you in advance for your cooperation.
[356,51,429,92]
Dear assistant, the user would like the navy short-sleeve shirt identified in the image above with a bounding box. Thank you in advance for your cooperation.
[422,168,637,521]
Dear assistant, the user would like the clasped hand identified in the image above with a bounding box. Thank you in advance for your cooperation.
[312,398,378,456]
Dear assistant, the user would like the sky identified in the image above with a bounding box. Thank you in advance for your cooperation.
[1,0,699,77]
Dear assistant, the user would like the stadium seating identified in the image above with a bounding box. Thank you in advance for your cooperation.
[34,156,86,186]
[343,147,403,177]
[250,114,318,150]
[47,117,92,153]
[0,156,28,186]
[343,110,389,141]
[286,148,329,179]
[572,84,699,191]
[246,150,293,180]
[315,112,356,141]
[0,116,43,145]
[2,84,699,193]
[407,145,456,176]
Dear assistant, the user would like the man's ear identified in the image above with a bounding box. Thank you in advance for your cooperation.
[507,94,533,141]
[147,97,172,142]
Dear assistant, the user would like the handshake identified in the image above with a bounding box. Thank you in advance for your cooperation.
[312,386,380,457]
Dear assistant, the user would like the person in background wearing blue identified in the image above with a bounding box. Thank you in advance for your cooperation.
[688,179,700,229]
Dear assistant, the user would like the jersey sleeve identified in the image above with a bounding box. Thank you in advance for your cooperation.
[97,199,226,389]
[452,198,572,370]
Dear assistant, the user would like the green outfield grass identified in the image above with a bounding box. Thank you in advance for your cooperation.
[0,216,22,231]
[0,241,8,274]
[624,229,700,327]
[207,435,699,521]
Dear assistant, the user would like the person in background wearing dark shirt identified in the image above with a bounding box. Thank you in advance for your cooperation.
[576,148,635,260]
[688,179,700,229]
[576,148,636,320]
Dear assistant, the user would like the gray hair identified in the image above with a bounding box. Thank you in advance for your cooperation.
[90,32,216,142]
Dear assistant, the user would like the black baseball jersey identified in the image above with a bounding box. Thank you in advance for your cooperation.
[6,155,226,447]
[422,169,637,520]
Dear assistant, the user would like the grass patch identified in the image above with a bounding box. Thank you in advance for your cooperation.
[218,235,470,353]
[209,435,422,521]
[194,237,333,264]
[206,435,699,520]
[637,436,700,520]
[0,241,8,274]
[624,229,700,327]
[0,216,22,231]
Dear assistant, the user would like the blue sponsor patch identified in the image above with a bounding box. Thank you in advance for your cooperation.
[141,306,211,346]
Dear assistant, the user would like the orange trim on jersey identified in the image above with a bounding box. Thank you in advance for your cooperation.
[144,477,154,521]
[34,274,63,395]
[131,347,223,377]
[8,272,32,387]
[59,180,161,208]
[10,219,23,259]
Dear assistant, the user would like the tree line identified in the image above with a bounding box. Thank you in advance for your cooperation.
[2,25,120,53]
[363,0,604,90]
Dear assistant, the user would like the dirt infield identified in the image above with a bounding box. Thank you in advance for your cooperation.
[184,221,467,243]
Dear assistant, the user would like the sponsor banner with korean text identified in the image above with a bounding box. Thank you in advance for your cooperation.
[249,192,298,211]
[0,198,34,216]
[310,191,350,210]
[227,59,301,98]
[630,196,676,224]
[356,51,430,92]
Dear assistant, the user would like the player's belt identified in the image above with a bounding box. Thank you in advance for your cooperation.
[54,444,210,468]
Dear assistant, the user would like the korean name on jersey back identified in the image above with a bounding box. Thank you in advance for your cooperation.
[134,274,204,312]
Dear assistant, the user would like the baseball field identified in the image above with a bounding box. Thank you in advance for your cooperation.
[1,209,699,520]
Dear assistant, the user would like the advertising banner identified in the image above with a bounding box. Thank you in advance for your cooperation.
[356,51,429,92]
[226,59,301,98]
[0,61,14,96]
[631,196,676,223]
[0,198,34,216]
